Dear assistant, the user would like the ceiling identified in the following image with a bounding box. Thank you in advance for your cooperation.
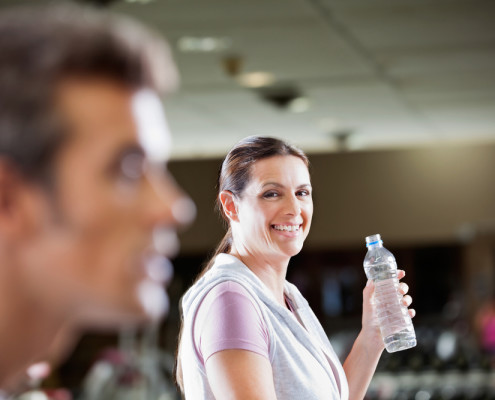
[2,0,495,158]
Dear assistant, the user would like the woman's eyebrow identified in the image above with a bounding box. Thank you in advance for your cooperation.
[297,184,312,189]
[261,182,283,188]
[261,182,312,189]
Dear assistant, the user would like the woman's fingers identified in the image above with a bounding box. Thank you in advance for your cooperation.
[397,272,413,313]
[402,295,412,307]
[399,282,409,295]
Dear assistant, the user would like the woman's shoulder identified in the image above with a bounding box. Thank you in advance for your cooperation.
[202,280,256,311]
[209,280,250,296]
[195,279,271,364]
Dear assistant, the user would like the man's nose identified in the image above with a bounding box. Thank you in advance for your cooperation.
[145,170,196,229]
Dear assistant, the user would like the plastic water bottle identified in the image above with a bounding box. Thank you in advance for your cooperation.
[363,234,416,352]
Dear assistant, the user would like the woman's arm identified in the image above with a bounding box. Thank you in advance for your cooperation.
[206,349,277,400]
[196,281,277,399]
[342,328,383,400]
[343,270,415,400]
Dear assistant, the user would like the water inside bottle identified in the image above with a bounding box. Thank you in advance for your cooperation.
[366,263,417,352]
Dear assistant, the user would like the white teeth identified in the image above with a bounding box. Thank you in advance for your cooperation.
[273,225,300,232]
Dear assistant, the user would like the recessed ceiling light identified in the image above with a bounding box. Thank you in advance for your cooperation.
[288,97,311,113]
[238,72,275,88]
[177,36,232,53]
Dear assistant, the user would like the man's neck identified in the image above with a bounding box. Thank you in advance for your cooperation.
[0,260,71,392]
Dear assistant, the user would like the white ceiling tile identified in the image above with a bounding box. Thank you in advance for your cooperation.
[1,0,494,157]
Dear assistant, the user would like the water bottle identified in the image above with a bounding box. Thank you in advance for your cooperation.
[363,234,416,352]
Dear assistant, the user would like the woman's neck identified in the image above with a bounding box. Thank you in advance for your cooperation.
[229,245,289,307]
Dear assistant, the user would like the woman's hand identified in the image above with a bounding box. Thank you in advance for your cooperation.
[396,269,416,319]
[360,269,416,353]
[344,269,416,399]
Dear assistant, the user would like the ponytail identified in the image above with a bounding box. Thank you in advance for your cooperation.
[202,227,232,273]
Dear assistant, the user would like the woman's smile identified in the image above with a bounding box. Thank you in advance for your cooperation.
[271,224,303,237]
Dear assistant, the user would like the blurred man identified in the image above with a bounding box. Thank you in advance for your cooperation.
[0,4,193,394]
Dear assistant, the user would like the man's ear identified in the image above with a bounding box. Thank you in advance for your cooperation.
[0,160,42,240]
[219,190,239,223]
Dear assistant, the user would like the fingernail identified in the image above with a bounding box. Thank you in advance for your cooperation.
[366,279,372,287]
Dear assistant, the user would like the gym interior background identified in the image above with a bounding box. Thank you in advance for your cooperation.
[1,0,494,398]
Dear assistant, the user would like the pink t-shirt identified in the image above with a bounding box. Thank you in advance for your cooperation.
[193,281,271,365]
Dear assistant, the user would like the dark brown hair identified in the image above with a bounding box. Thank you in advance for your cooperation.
[0,4,176,184]
[175,136,309,394]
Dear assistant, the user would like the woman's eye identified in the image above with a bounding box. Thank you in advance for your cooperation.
[297,190,311,197]
[263,191,279,198]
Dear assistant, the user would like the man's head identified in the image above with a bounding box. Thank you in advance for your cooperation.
[0,5,193,328]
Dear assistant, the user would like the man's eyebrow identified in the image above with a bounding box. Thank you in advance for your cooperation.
[107,144,146,171]
[114,144,145,159]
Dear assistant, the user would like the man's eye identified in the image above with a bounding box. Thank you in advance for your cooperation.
[297,190,311,197]
[118,152,145,181]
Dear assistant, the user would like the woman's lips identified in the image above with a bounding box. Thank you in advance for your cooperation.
[271,224,303,237]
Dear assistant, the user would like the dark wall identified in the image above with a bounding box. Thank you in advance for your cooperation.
[169,143,495,254]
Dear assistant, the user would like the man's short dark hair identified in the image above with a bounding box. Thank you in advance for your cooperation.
[0,4,177,183]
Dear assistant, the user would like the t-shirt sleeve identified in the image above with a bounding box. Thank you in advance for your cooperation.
[193,281,270,365]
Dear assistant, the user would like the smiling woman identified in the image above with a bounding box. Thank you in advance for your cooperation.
[175,136,415,400]
[224,154,313,269]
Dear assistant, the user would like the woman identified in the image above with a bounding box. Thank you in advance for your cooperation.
[176,136,414,399]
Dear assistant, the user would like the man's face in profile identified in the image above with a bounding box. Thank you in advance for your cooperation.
[19,77,193,327]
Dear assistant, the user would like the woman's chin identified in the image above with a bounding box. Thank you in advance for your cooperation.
[274,244,304,259]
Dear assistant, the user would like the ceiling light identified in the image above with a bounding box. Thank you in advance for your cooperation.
[238,72,275,88]
[288,97,311,113]
[177,36,231,53]
[257,84,310,112]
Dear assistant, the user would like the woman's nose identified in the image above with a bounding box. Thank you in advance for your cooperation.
[284,194,301,216]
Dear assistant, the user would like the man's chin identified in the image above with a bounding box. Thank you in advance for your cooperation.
[76,283,168,330]
[137,279,169,321]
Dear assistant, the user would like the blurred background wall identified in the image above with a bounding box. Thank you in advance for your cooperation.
[1,0,494,399]
[173,144,495,252]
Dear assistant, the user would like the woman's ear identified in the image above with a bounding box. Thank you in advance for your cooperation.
[219,190,239,223]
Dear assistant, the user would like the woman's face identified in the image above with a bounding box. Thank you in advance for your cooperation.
[232,155,313,261]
